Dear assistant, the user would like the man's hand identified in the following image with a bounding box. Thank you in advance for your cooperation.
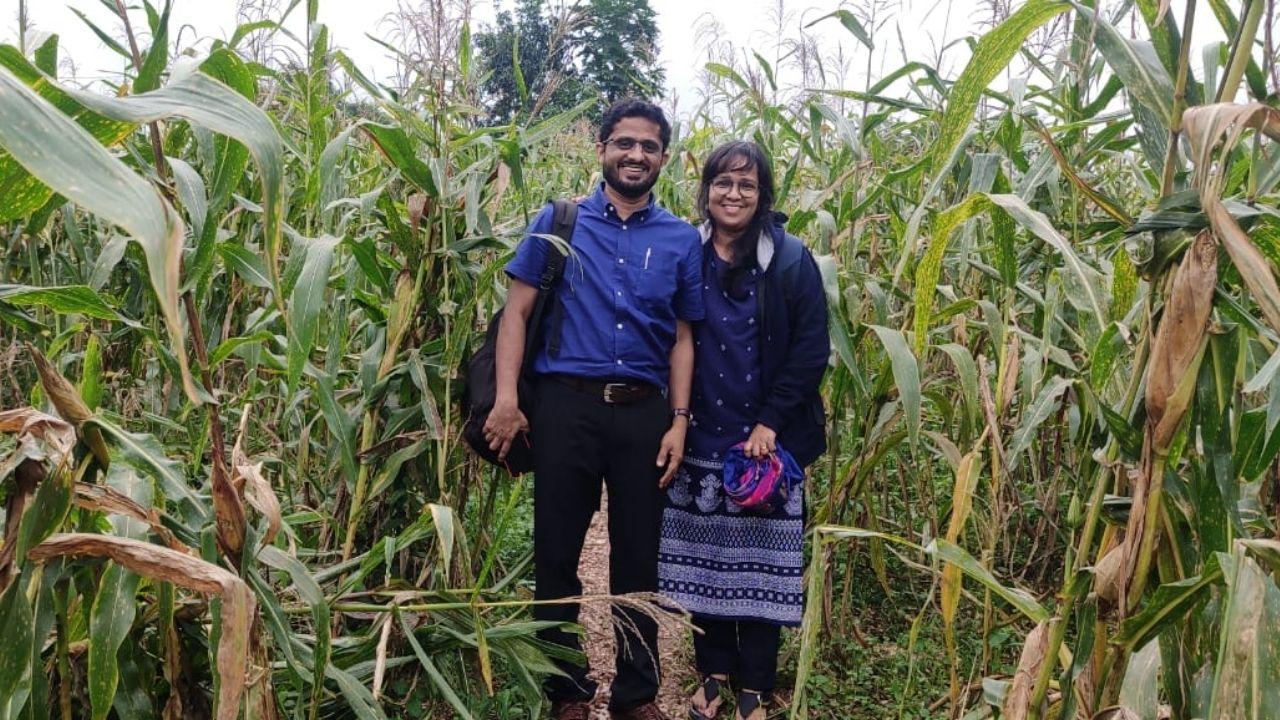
[484,398,529,461]
[656,418,688,488]
[743,423,777,459]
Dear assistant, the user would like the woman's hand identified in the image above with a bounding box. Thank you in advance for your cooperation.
[743,423,777,459]
[656,417,688,488]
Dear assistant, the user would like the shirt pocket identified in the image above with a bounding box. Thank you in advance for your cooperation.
[628,243,677,306]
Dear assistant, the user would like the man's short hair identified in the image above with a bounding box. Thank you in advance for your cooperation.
[599,99,672,150]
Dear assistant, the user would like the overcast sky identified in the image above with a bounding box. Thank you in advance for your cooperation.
[5,0,1234,107]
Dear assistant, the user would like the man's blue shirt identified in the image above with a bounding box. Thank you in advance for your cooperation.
[505,185,705,388]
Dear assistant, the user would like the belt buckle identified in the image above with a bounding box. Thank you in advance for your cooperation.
[603,383,626,404]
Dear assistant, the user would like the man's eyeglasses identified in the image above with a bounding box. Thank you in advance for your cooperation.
[710,177,760,197]
[603,137,663,155]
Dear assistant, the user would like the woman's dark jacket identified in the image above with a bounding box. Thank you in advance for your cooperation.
[703,214,831,468]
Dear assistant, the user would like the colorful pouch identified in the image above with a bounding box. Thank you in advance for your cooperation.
[722,442,804,514]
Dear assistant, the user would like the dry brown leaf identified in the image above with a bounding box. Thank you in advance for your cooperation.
[0,407,75,460]
[1180,104,1280,337]
[1003,621,1051,720]
[1183,104,1280,198]
[1154,0,1171,24]
[211,460,247,561]
[372,613,393,700]
[941,449,982,627]
[1209,199,1280,335]
[486,161,511,217]
[72,482,192,554]
[1092,540,1125,605]
[232,406,281,549]
[1144,230,1216,453]
[380,270,416,378]
[28,345,93,426]
[26,345,111,468]
[1093,708,1142,720]
[997,329,1021,416]
[27,533,255,720]
[407,193,429,235]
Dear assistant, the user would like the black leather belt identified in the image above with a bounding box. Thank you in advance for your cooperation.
[549,374,661,404]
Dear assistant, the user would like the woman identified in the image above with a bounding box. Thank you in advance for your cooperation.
[659,141,830,720]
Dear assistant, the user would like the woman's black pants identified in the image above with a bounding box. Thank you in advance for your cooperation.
[692,616,782,692]
[531,376,670,712]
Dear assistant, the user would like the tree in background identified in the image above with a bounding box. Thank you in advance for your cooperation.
[577,0,664,104]
[475,0,666,123]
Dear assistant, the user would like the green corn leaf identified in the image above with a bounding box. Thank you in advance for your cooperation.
[15,463,73,558]
[912,194,989,353]
[938,343,980,433]
[287,235,340,394]
[1115,557,1223,651]
[1208,550,1280,717]
[395,607,476,720]
[869,325,921,448]
[1071,3,1175,127]
[167,156,208,242]
[926,539,1050,623]
[68,8,130,59]
[1008,376,1074,464]
[925,0,1070,176]
[80,334,104,410]
[807,9,873,49]
[33,33,58,76]
[85,417,206,528]
[87,564,141,720]
[0,579,34,705]
[363,123,437,196]
[134,0,171,93]
[0,285,120,321]
[218,243,273,289]
[61,64,286,303]
[257,546,329,716]
[0,64,195,401]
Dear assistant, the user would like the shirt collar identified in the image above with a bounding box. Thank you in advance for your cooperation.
[584,182,657,223]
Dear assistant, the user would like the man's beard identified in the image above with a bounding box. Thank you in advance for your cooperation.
[603,160,658,199]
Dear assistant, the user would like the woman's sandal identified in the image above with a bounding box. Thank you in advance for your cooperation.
[687,675,726,720]
[735,689,766,720]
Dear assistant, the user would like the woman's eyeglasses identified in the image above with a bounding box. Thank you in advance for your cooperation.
[710,177,760,197]
[603,137,663,155]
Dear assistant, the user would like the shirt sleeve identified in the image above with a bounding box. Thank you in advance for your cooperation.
[504,203,556,287]
[673,230,706,322]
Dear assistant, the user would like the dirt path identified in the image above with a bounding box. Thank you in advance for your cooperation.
[577,493,692,718]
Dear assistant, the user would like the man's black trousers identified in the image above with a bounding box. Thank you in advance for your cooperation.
[531,376,669,711]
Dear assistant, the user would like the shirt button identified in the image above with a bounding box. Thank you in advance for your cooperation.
[622,224,628,230]
[616,359,623,365]
[617,323,623,329]
[618,257,625,264]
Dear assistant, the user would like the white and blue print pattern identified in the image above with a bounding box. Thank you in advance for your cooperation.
[659,454,806,626]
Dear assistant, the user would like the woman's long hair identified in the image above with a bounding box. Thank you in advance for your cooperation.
[696,141,776,296]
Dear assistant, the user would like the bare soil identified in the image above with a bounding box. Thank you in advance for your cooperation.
[576,494,692,718]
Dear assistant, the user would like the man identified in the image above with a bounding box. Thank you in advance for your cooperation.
[484,99,702,720]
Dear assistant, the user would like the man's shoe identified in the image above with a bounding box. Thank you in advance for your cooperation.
[611,701,669,720]
[552,700,593,720]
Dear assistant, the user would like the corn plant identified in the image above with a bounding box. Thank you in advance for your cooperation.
[5,0,1280,718]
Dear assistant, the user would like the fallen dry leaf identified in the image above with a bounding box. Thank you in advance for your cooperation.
[28,534,255,720]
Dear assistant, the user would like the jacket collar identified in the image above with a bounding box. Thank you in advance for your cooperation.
[698,212,787,271]
[701,221,778,271]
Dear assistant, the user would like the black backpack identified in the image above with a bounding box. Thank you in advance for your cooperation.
[462,199,578,474]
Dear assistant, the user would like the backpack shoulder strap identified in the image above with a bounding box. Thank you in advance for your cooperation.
[775,232,806,302]
[537,199,577,289]
[540,199,579,359]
